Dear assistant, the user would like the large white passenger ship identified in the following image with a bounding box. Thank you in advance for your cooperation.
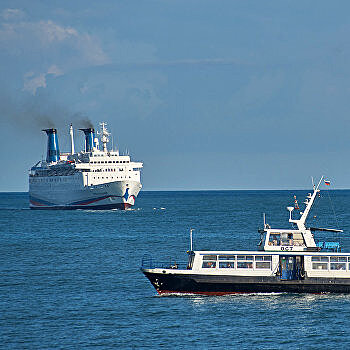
[141,178,350,294]
[29,122,143,210]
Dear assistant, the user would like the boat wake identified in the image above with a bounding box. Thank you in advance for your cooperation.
[156,292,288,298]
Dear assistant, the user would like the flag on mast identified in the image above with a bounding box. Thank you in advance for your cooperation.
[324,180,331,186]
[294,195,300,210]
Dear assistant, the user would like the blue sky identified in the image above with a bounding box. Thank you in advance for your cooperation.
[0,1,349,191]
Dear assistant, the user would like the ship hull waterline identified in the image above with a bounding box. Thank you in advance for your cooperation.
[142,270,350,295]
[30,195,133,210]
[30,202,132,210]
[29,180,141,210]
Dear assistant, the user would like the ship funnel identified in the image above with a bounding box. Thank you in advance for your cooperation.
[79,128,95,152]
[42,128,60,163]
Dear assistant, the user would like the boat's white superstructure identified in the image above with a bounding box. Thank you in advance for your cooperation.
[142,178,350,294]
[29,122,143,210]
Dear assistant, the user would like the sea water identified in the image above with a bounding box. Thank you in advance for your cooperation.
[1,190,350,349]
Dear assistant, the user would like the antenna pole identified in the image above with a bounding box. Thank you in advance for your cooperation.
[317,176,324,190]
[291,176,324,230]
[190,229,194,251]
[99,122,110,152]
[69,124,75,154]
[263,213,266,228]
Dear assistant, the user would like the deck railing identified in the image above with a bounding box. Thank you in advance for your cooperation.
[141,254,187,270]
[316,241,341,252]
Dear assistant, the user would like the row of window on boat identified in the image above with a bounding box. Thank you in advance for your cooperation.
[311,256,349,270]
[201,254,350,271]
[202,255,272,269]
[89,160,129,164]
[30,176,78,182]
[268,232,304,246]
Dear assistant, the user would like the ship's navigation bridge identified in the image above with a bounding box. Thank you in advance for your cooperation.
[258,177,342,254]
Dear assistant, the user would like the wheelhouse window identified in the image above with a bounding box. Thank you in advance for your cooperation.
[268,232,304,246]
[292,232,305,246]
[280,233,293,246]
[268,233,281,246]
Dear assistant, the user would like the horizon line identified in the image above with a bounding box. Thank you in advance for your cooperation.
[0,187,348,194]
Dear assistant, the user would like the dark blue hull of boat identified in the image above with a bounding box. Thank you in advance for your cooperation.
[142,270,350,295]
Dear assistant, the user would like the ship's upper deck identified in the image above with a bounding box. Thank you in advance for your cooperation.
[29,122,143,181]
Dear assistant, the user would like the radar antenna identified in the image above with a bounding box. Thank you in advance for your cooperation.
[98,122,110,152]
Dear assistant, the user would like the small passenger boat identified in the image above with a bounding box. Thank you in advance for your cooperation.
[141,177,350,295]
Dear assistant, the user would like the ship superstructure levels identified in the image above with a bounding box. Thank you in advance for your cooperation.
[29,122,143,210]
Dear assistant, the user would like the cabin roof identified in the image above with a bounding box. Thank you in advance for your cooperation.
[195,250,350,256]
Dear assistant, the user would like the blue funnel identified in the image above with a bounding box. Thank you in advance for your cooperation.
[42,128,60,163]
[79,128,95,152]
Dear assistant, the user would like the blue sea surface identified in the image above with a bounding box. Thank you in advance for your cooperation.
[1,190,350,349]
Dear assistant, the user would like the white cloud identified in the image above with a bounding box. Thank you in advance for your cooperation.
[23,65,64,94]
[23,72,46,95]
[1,8,25,21]
[47,64,63,77]
[0,15,110,93]
[36,20,78,44]
[0,16,109,68]
[0,19,77,44]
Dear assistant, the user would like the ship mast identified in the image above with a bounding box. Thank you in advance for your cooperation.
[284,176,324,248]
[99,122,110,152]
[289,176,323,231]
[69,124,75,154]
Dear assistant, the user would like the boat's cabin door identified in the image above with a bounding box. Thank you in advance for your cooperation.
[279,255,304,280]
